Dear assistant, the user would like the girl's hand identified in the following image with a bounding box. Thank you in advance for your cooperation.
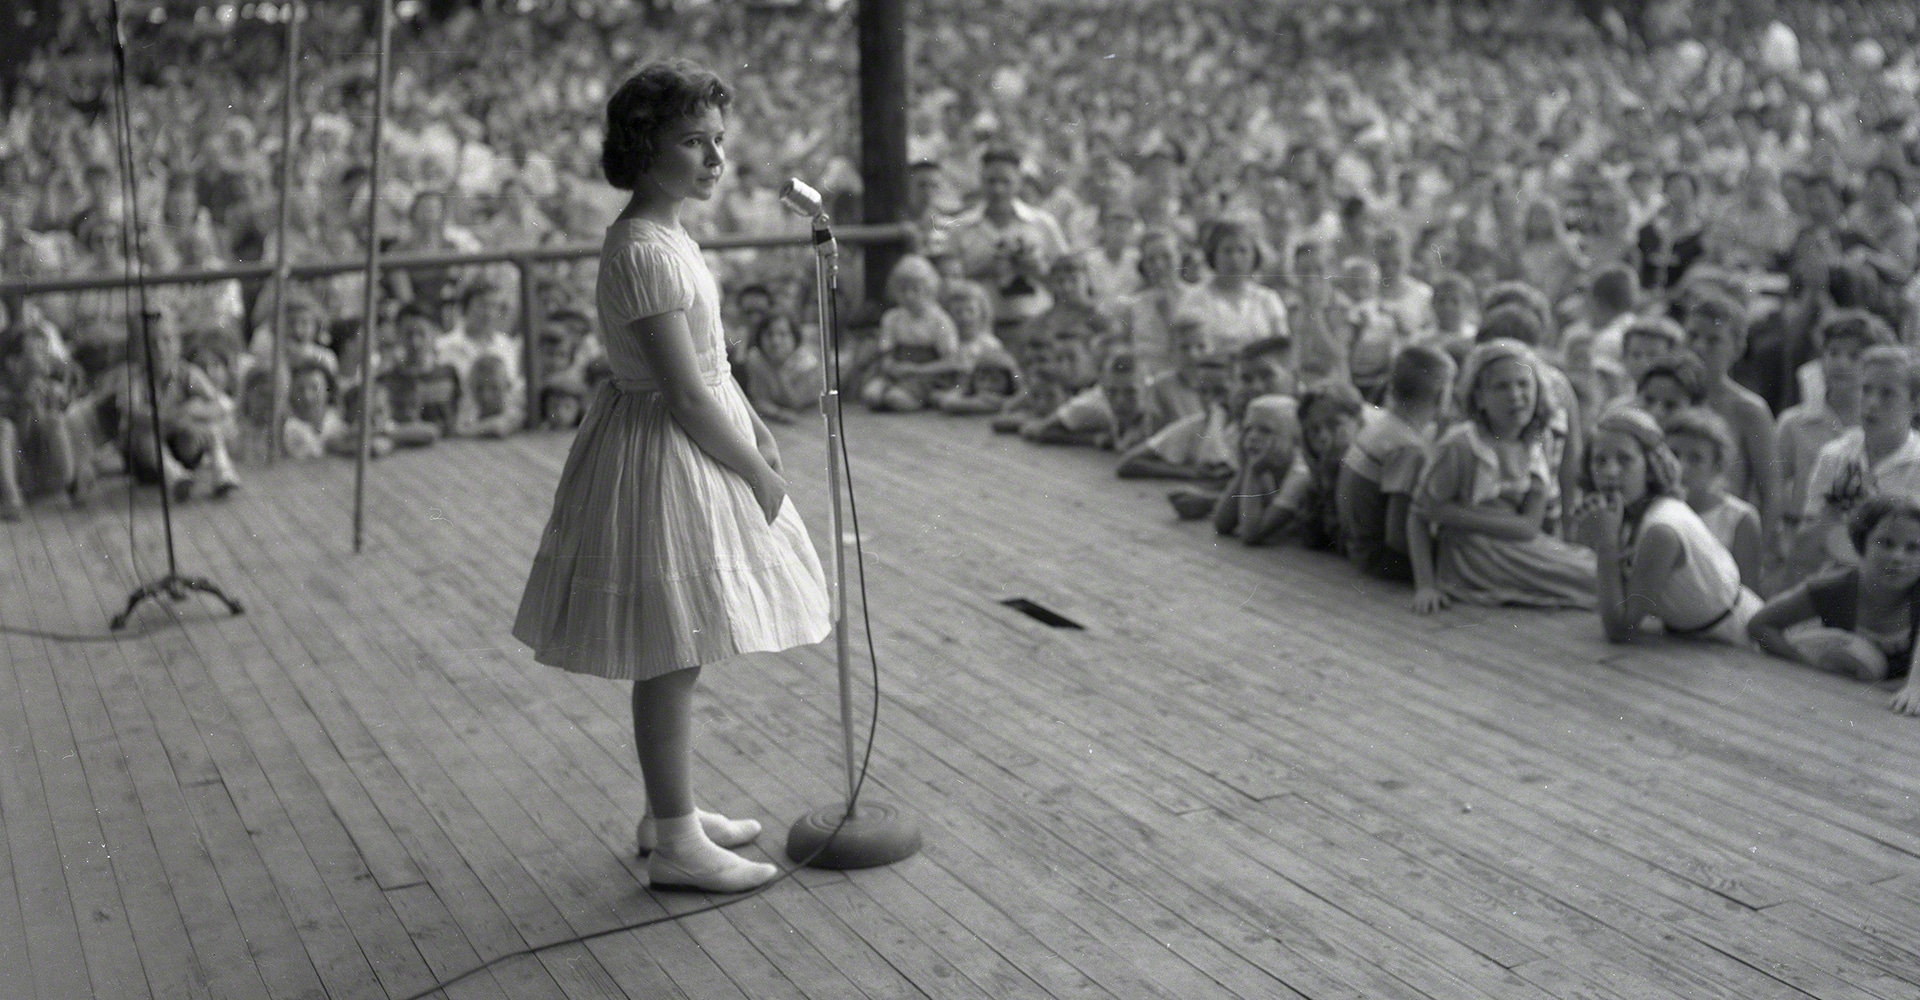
[750,468,788,525]
[1413,586,1449,615]
[1892,684,1920,716]
[1572,492,1620,548]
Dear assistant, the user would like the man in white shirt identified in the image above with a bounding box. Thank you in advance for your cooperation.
[949,147,1070,332]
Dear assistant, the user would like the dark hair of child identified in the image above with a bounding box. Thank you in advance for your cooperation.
[1200,216,1263,273]
[1661,405,1735,464]
[1589,264,1638,312]
[1848,494,1920,556]
[1387,343,1455,406]
[1813,308,1897,352]
[601,60,734,191]
[1476,302,1544,347]
[1636,352,1710,403]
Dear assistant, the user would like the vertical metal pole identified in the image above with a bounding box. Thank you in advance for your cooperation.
[267,0,302,464]
[518,258,537,429]
[352,0,393,553]
[810,224,858,816]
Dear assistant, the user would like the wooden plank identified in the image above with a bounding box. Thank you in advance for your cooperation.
[9,516,142,1000]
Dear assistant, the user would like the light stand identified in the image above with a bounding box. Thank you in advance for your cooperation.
[778,179,921,869]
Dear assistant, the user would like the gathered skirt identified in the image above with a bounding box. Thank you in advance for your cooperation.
[1435,530,1598,611]
[513,378,832,681]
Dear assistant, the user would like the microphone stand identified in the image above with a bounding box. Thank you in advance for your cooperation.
[781,182,921,869]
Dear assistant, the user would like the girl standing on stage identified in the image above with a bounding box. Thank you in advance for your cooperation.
[514,61,831,893]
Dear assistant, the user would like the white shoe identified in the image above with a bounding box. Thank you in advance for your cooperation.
[646,847,778,893]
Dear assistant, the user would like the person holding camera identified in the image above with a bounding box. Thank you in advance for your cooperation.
[949,146,1070,337]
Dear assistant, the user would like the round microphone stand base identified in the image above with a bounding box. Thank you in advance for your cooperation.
[786,801,922,870]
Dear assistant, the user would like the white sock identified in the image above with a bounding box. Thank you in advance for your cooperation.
[636,808,762,853]
[647,813,777,893]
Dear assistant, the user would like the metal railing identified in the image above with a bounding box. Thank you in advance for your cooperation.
[0,222,912,428]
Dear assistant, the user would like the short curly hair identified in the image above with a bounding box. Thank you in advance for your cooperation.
[601,61,733,191]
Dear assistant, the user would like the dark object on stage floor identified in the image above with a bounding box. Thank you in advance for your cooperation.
[781,178,922,871]
[1000,597,1085,630]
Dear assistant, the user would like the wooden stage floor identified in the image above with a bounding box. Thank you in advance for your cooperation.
[3,410,1917,1000]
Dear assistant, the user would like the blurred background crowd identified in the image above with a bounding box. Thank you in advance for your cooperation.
[4,0,1920,703]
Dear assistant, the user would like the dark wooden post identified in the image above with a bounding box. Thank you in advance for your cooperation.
[858,0,909,304]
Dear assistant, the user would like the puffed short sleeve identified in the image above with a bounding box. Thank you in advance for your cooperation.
[1415,429,1475,510]
[602,241,695,327]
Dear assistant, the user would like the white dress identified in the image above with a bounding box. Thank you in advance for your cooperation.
[514,217,831,680]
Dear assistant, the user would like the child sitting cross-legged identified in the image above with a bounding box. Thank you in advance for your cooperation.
[1410,339,1597,613]
[285,360,346,460]
[456,353,524,438]
[1663,406,1764,592]
[1574,406,1761,645]
[1211,394,1302,545]
[1337,343,1456,582]
[863,254,961,412]
[1749,495,1920,714]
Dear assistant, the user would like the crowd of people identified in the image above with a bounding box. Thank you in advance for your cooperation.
[4,0,1920,709]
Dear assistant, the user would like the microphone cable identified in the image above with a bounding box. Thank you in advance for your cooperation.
[398,267,887,1000]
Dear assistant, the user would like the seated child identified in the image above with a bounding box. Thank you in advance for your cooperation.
[1618,316,1685,389]
[1684,286,1779,540]
[230,365,284,465]
[1750,495,1920,712]
[456,354,524,438]
[1132,338,1293,517]
[1338,343,1455,581]
[1411,339,1597,613]
[1211,394,1302,545]
[285,360,346,460]
[936,341,1020,415]
[1776,309,1887,526]
[1794,344,1920,575]
[941,279,1007,376]
[863,254,961,412]
[1338,255,1403,402]
[0,323,82,517]
[1575,406,1760,645]
[96,315,242,502]
[538,376,590,431]
[742,313,821,424]
[1021,350,1149,450]
[1664,406,1763,591]
[991,334,1077,433]
[245,288,338,379]
[330,380,431,458]
[1634,352,1710,425]
[377,305,461,440]
[1018,254,1119,383]
[1140,315,1213,433]
[1280,381,1368,551]
[1557,330,1626,436]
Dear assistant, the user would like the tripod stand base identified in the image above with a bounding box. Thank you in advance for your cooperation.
[786,801,921,869]
[111,575,245,630]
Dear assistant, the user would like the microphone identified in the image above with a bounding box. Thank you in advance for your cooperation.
[779,178,826,220]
